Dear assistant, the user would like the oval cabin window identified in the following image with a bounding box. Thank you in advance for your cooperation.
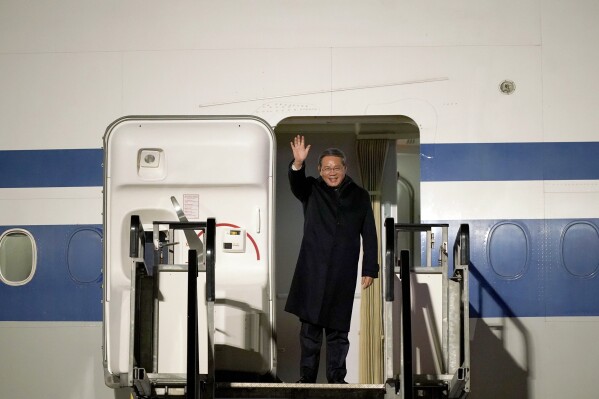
[0,229,37,286]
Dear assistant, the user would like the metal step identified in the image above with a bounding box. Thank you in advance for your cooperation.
[215,382,387,398]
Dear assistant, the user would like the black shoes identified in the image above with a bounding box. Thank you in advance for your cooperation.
[296,377,348,384]
[296,376,316,383]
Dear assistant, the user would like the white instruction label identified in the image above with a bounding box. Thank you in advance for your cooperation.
[183,194,199,220]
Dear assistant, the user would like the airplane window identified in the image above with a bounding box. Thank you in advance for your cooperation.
[0,229,37,286]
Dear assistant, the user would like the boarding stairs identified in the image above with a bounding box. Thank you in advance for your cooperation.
[127,215,470,399]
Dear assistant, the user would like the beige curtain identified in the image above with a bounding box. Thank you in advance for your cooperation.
[356,139,389,384]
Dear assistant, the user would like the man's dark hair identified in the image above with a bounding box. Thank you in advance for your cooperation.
[318,148,347,168]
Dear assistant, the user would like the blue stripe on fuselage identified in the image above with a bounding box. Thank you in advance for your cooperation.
[421,142,599,181]
[0,225,102,321]
[1,142,597,187]
[1,218,598,321]
[0,149,103,188]
[418,218,599,319]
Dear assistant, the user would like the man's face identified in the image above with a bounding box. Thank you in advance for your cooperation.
[319,155,346,187]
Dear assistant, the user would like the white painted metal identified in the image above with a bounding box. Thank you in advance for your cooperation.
[0,322,123,399]
[0,187,102,225]
[422,181,547,221]
[423,180,599,221]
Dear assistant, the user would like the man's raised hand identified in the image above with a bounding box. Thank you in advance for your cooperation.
[290,135,311,168]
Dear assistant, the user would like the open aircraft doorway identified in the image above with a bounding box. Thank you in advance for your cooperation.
[99,113,472,399]
[273,115,422,385]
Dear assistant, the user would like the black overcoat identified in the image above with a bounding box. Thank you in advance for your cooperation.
[284,162,379,332]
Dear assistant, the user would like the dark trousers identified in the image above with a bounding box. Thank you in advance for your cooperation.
[299,320,349,383]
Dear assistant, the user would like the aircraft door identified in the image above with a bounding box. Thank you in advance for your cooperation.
[102,116,276,391]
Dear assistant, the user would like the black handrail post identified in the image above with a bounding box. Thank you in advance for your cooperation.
[187,249,199,399]
[205,218,216,399]
[206,218,216,303]
[459,224,470,266]
[400,249,413,399]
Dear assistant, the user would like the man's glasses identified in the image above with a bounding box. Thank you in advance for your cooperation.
[321,166,344,174]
